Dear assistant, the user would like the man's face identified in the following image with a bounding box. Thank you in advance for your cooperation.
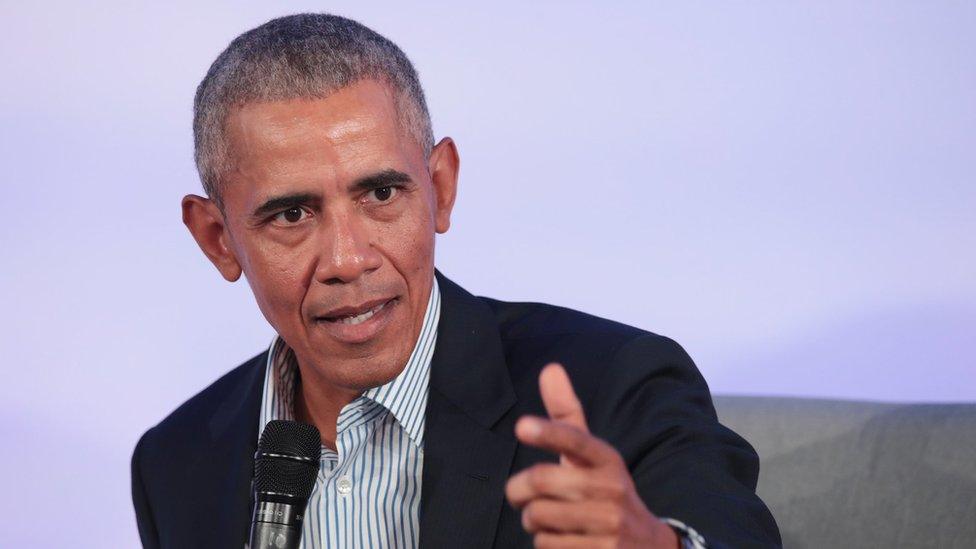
[206,79,456,396]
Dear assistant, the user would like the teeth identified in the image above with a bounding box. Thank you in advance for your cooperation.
[336,301,387,325]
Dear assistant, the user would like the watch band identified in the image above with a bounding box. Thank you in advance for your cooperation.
[660,517,708,549]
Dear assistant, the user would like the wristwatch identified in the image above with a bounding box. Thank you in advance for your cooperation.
[661,517,708,549]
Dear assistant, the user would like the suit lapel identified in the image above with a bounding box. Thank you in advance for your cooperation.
[419,272,518,549]
[200,353,266,547]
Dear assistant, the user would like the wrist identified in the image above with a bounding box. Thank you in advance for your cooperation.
[655,518,681,548]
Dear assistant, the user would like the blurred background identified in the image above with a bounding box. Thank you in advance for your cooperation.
[1,1,973,546]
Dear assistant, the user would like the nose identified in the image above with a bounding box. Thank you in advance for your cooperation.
[313,210,382,285]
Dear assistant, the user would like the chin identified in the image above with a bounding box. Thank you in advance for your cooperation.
[295,303,418,390]
[335,355,406,391]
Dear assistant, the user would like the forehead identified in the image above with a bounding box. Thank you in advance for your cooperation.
[221,79,418,189]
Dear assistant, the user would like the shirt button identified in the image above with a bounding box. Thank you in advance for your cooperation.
[336,476,353,496]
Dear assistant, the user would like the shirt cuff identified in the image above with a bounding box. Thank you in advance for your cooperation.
[660,517,708,549]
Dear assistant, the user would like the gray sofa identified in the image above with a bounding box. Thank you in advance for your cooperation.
[714,396,976,548]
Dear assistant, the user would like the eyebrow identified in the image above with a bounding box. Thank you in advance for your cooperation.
[250,192,320,220]
[350,168,413,193]
[249,169,413,220]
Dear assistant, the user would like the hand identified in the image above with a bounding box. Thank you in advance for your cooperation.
[505,363,680,549]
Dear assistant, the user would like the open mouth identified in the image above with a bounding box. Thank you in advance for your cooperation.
[319,298,396,326]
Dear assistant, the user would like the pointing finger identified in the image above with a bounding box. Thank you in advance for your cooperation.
[539,363,588,433]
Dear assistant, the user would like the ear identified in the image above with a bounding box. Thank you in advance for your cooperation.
[181,194,243,282]
[428,137,459,234]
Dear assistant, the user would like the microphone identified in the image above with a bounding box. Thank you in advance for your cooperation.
[248,420,322,549]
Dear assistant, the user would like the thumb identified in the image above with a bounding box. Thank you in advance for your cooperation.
[539,363,589,433]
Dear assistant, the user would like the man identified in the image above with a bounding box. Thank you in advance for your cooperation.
[131,13,781,549]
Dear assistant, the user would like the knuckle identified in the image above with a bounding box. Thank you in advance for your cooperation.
[607,449,626,468]
[604,505,624,532]
[528,466,552,491]
[597,477,626,501]
[570,431,589,455]
[606,475,628,500]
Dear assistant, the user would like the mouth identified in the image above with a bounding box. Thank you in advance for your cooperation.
[313,297,399,343]
[319,298,394,325]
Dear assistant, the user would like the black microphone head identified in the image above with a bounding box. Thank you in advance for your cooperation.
[259,420,322,458]
[254,420,322,503]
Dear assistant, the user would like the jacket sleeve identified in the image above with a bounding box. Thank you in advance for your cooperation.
[131,430,161,549]
[590,334,782,548]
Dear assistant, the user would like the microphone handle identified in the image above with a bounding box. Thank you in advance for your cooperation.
[248,500,303,549]
[249,521,301,549]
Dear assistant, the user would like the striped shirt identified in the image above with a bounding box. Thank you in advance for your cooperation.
[258,279,441,549]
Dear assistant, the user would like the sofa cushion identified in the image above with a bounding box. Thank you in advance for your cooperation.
[714,396,976,548]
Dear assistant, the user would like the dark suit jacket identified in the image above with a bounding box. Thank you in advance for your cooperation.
[132,271,781,548]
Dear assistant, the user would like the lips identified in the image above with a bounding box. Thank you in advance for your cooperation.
[317,297,394,321]
[320,299,392,325]
[312,297,399,344]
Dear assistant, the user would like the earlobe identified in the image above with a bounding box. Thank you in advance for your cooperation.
[428,137,460,234]
[181,194,243,282]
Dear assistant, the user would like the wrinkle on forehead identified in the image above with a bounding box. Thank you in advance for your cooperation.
[223,81,405,176]
[232,81,399,142]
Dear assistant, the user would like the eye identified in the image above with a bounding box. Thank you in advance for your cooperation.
[271,206,310,225]
[365,186,398,203]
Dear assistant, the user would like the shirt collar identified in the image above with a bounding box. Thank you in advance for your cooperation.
[259,277,441,448]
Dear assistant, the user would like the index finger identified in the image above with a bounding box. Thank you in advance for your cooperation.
[515,415,622,468]
[539,363,589,433]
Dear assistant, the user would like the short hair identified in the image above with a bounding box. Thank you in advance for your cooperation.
[193,13,434,209]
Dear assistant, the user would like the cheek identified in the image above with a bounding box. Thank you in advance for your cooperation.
[372,208,436,272]
[243,242,314,321]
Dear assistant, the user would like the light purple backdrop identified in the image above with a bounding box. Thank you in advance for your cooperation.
[1,2,973,546]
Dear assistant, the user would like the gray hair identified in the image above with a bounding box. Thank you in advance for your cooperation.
[193,13,434,209]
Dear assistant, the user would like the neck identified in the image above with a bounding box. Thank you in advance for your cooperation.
[293,370,361,451]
